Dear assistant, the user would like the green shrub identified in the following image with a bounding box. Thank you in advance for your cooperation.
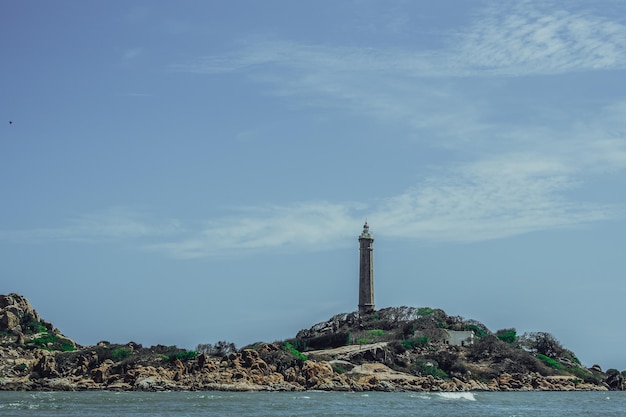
[416,308,433,317]
[565,365,601,384]
[152,346,199,362]
[57,338,76,352]
[402,337,429,349]
[25,333,76,352]
[496,329,517,344]
[24,320,47,334]
[537,354,562,370]
[284,342,307,362]
[170,350,199,361]
[367,329,384,337]
[111,348,132,362]
[355,329,386,345]
[332,364,346,374]
[414,359,449,380]
[29,333,55,346]
[466,324,487,338]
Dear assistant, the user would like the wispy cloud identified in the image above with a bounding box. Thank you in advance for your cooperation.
[138,92,623,258]
[2,2,623,259]
[168,2,626,154]
[145,152,616,258]
[146,202,359,259]
[455,2,626,76]
[0,207,182,244]
[0,157,617,258]
[171,3,626,78]
[374,155,616,243]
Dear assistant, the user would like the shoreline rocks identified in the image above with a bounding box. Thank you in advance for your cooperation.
[0,294,622,392]
[0,345,614,392]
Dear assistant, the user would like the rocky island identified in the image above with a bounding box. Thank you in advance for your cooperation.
[1,293,624,392]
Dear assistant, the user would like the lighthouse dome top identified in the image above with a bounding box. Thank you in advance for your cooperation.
[359,221,373,239]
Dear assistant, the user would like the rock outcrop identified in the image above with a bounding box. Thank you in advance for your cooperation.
[0,294,623,392]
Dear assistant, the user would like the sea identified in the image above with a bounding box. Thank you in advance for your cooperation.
[0,390,624,417]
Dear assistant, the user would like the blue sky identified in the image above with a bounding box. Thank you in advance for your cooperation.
[2,1,626,370]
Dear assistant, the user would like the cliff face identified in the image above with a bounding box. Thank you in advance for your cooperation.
[0,294,623,392]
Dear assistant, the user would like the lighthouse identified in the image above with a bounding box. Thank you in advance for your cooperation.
[358,221,375,315]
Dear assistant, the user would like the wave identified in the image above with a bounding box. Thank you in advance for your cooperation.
[436,392,476,401]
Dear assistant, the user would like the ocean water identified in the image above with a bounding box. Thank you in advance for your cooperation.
[0,390,624,417]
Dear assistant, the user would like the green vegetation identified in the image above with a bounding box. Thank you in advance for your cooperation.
[158,348,199,362]
[356,329,386,345]
[111,348,132,362]
[495,328,517,344]
[170,350,199,361]
[25,332,75,352]
[332,364,346,374]
[414,359,449,379]
[537,353,562,370]
[9,301,609,391]
[24,320,47,334]
[401,337,429,349]
[564,365,600,383]
[466,324,487,338]
[284,342,308,362]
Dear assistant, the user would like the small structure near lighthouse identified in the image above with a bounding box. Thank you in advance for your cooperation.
[358,221,375,315]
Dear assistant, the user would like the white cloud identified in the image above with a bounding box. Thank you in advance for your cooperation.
[0,207,181,244]
[141,151,615,258]
[0,156,617,258]
[167,3,626,157]
[172,3,626,79]
[455,2,626,75]
[146,202,359,259]
[373,155,615,243]
[2,2,624,259]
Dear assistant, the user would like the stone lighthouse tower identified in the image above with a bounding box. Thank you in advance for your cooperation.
[358,221,375,315]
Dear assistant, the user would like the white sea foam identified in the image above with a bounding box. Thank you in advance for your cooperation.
[436,392,476,401]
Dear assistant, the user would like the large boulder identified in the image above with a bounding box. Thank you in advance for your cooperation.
[605,370,625,390]
[0,293,53,336]
[0,310,20,333]
[32,351,59,378]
